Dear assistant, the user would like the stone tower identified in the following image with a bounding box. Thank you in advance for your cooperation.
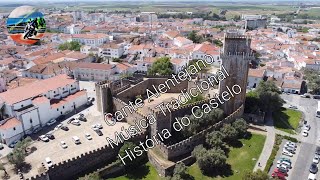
[95,80,109,113]
[219,29,254,115]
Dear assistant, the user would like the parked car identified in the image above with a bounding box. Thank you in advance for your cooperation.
[308,173,317,180]
[67,118,75,124]
[303,124,311,131]
[289,105,298,109]
[278,163,290,172]
[302,130,309,137]
[277,157,291,164]
[310,163,318,174]
[78,117,87,122]
[79,113,84,118]
[85,133,92,140]
[61,126,69,131]
[313,155,320,164]
[283,147,295,154]
[60,141,68,149]
[32,127,41,134]
[284,144,296,150]
[286,141,297,148]
[55,123,63,129]
[277,161,291,169]
[46,119,57,126]
[272,172,286,180]
[274,168,288,176]
[72,136,81,144]
[45,157,53,168]
[95,129,103,136]
[316,147,320,155]
[71,120,81,126]
[9,140,19,148]
[282,150,293,157]
[39,135,49,142]
[92,123,103,130]
[46,133,55,140]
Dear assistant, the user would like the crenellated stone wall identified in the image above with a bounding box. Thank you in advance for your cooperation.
[156,105,244,160]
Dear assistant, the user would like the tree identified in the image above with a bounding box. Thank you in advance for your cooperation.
[196,148,227,174]
[255,81,284,112]
[58,41,81,51]
[118,142,146,168]
[7,149,26,168]
[187,30,202,43]
[183,108,224,137]
[147,57,174,76]
[105,87,114,113]
[245,90,260,113]
[170,162,194,180]
[220,124,238,142]
[232,118,248,138]
[243,169,270,180]
[192,145,206,158]
[206,131,224,148]
[78,172,101,180]
[303,69,320,94]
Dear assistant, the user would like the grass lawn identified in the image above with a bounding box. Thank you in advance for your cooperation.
[273,108,302,134]
[188,133,266,180]
[109,162,163,180]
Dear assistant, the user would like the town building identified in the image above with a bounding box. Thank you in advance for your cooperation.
[0,74,88,145]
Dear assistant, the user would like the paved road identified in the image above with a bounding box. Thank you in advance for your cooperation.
[254,112,275,171]
[281,94,319,180]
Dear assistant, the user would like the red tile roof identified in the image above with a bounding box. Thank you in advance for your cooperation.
[0,117,21,130]
[0,74,76,105]
[248,69,265,78]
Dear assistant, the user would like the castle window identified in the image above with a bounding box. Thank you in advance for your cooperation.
[13,127,16,131]
[21,105,24,108]
[63,106,65,109]
[30,119,32,123]
[57,108,59,111]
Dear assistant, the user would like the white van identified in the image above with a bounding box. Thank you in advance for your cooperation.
[45,157,53,167]
[72,136,80,144]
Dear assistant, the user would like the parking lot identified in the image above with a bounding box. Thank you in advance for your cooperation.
[18,81,130,179]
[269,140,301,180]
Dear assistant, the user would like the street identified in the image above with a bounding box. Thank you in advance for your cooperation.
[281,94,320,180]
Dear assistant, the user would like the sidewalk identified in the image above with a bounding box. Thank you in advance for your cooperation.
[253,112,275,171]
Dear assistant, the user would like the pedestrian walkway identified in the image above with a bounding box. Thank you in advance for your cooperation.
[254,112,276,171]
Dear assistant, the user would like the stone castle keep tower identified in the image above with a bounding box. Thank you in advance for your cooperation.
[219,30,254,115]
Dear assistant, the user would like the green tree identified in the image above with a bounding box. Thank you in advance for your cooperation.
[171,162,194,180]
[106,87,114,113]
[245,90,260,113]
[78,172,101,180]
[147,57,174,76]
[183,108,224,137]
[187,30,202,43]
[206,131,224,148]
[255,81,284,112]
[243,169,271,180]
[192,145,206,158]
[58,41,81,51]
[232,118,248,138]
[221,124,238,142]
[196,148,227,174]
[7,149,26,168]
[118,142,146,168]
[303,69,320,94]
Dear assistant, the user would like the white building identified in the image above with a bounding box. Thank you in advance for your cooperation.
[73,63,117,81]
[100,43,125,59]
[173,37,193,47]
[71,33,108,47]
[247,69,266,88]
[0,74,88,145]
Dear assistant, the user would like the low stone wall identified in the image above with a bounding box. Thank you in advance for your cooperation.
[148,151,175,177]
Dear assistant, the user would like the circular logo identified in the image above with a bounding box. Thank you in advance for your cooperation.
[6,6,46,45]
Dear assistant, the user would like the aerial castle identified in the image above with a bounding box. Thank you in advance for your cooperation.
[219,29,254,115]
